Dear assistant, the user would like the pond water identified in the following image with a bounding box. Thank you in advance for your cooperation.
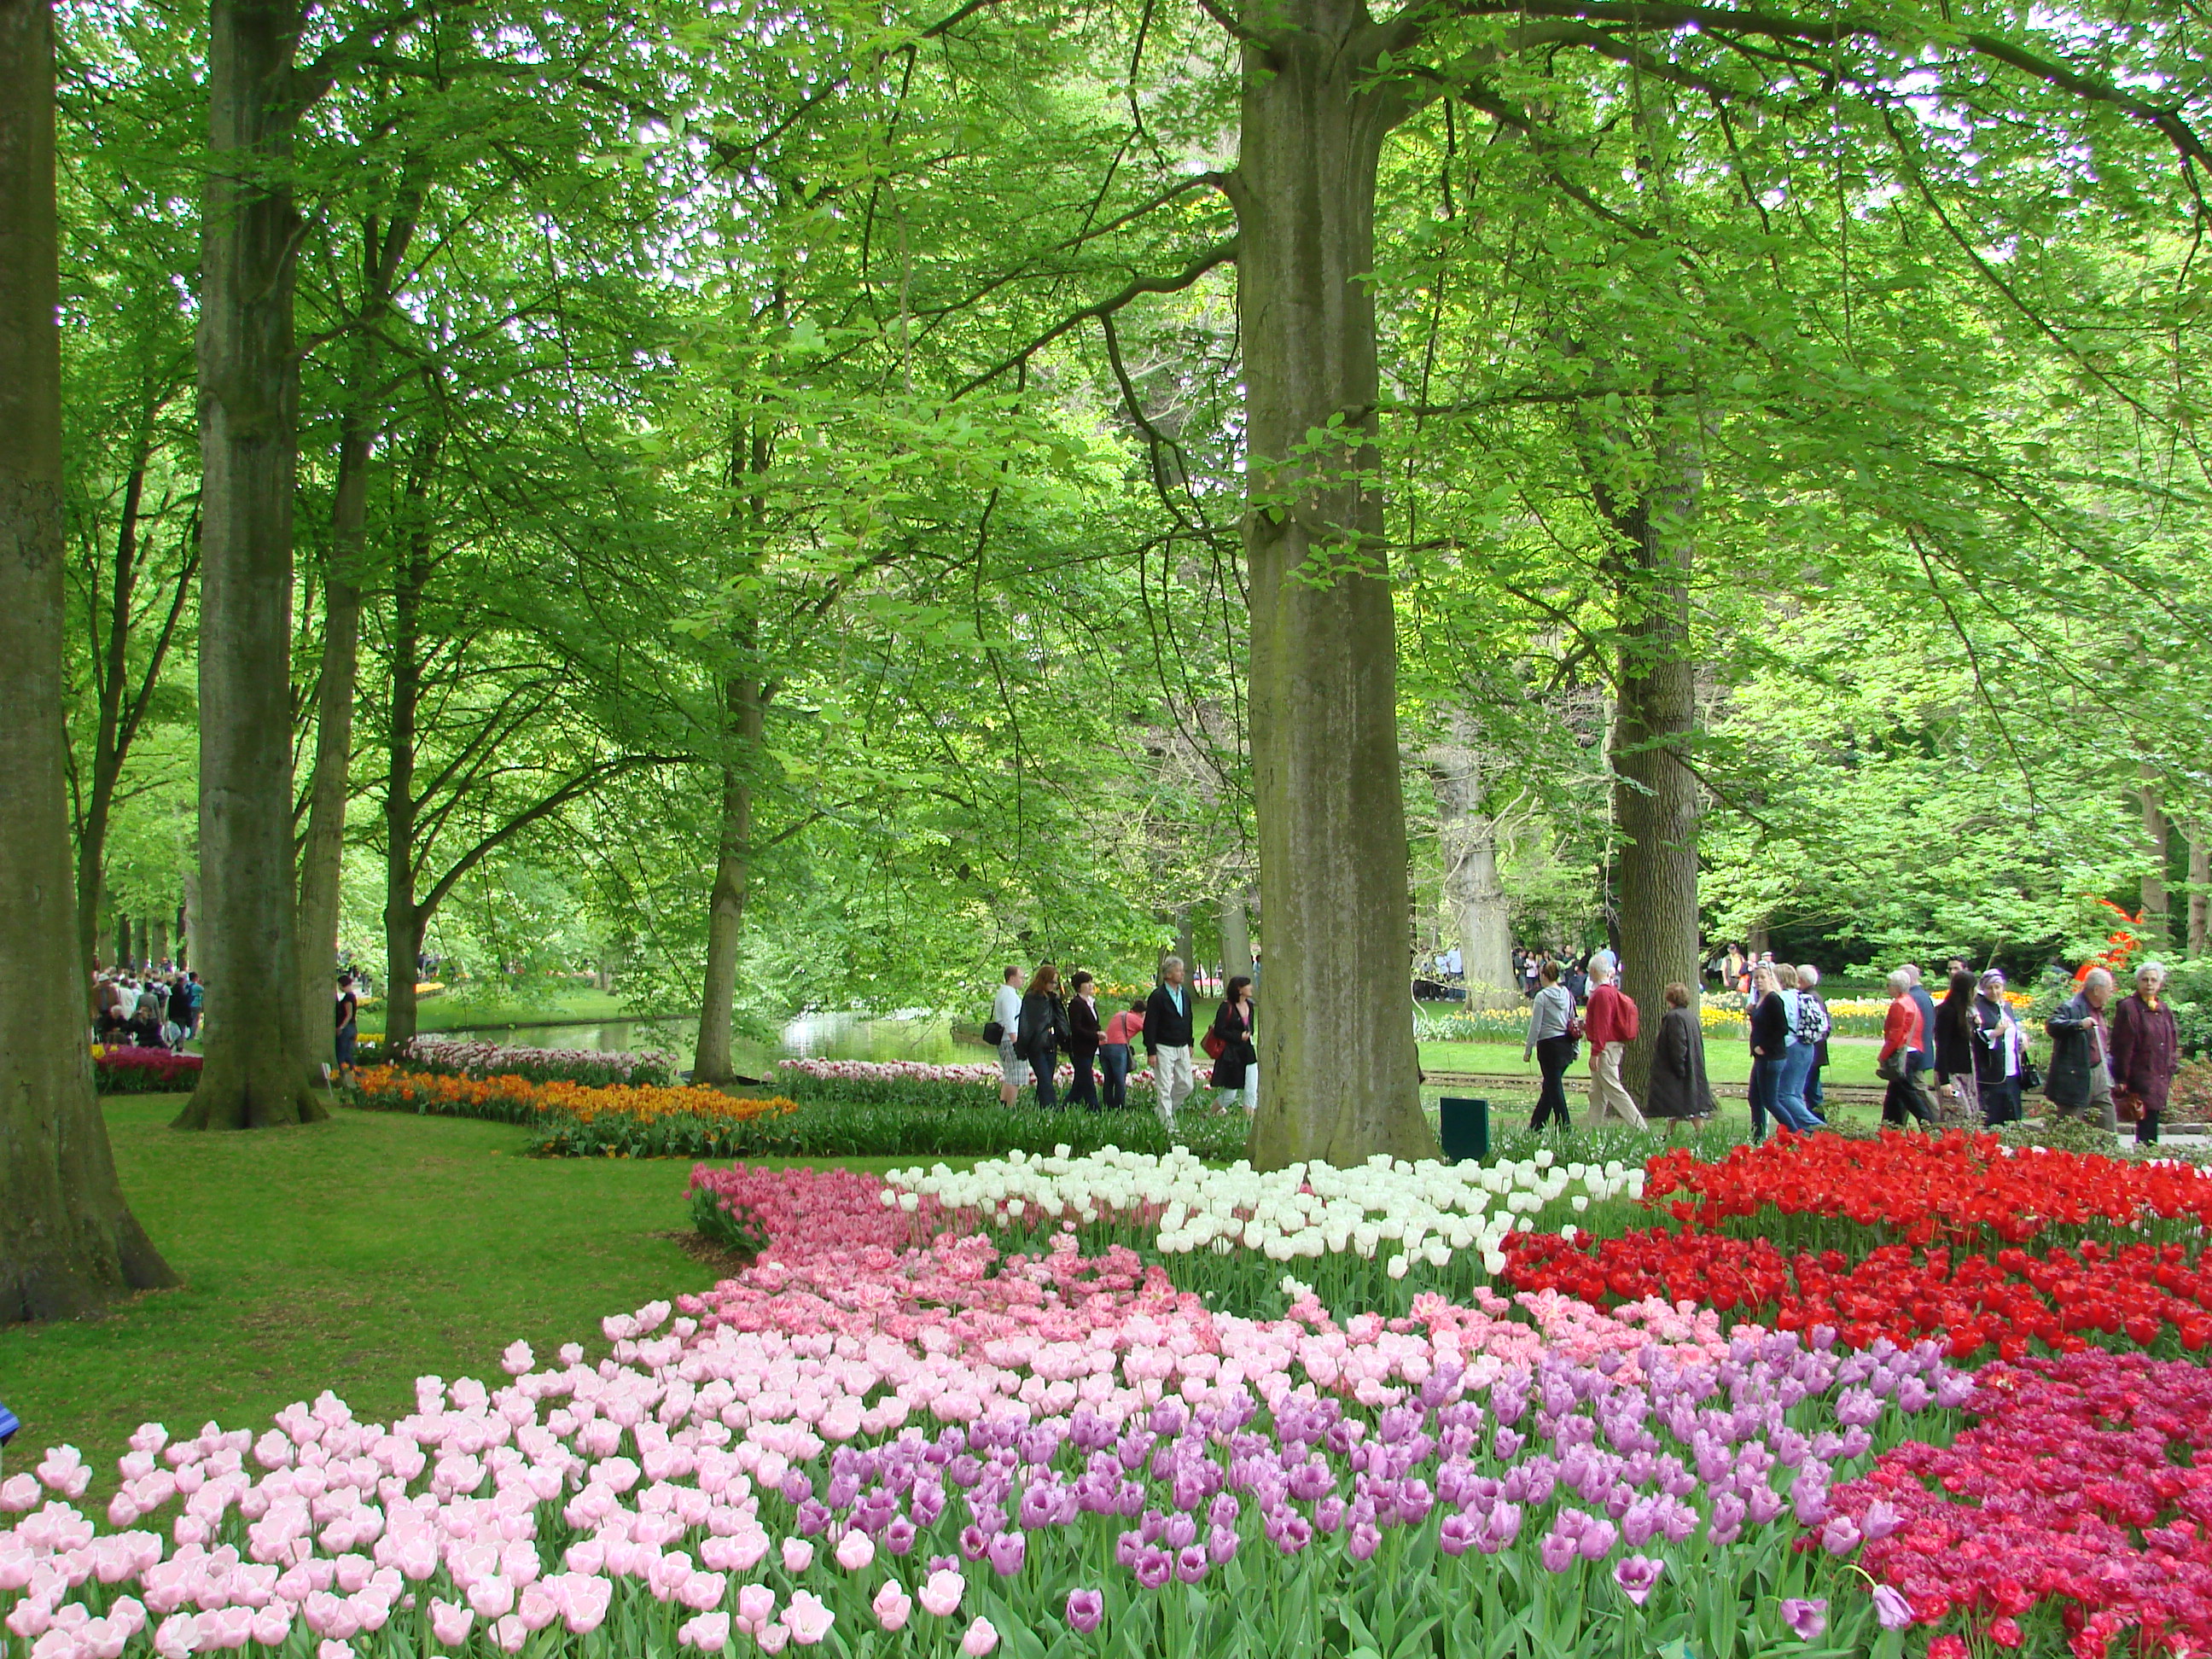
[431,1008,968,1079]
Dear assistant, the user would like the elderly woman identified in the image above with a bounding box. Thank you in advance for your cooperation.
[1970,969,2029,1126]
[2111,961,2182,1144]
[1880,968,1936,1128]
[1644,982,1715,1137]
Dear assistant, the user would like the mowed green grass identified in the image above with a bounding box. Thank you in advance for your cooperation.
[0,1099,928,1472]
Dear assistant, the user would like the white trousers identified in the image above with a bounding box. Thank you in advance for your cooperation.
[1152,1045,1196,1118]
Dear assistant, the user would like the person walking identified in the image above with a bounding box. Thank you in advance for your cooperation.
[1904,965,1941,1112]
[1748,963,1790,1141]
[1582,957,1646,1130]
[1880,968,1935,1128]
[1208,975,1258,1111]
[1795,964,1833,1123]
[1723,946,1744,996]
[1933,969,1982,1125]
[1065,972,1103,1109]
[1522,961,1577,1132]
[1645,982,1715,1136]
[2046,968,2118,1131]
[1017,963,1071,1110]
[991,967,1025,1108]
[334,973,361,1083]
[2111,961,2181,1144]
[1970,969,2027,1125]
[1099,1001,1145,1109]
[1144,957,1197,1123]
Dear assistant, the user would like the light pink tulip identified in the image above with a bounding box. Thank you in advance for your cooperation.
[678,1612,731,1652]
[783,1592,833,1646]
[920,1569,965,1619]
[870,1580,911,1631]
[833,1532,874,1573]
[779,1538,812,1574]
[962,1615,999,1656]
[428,1599,473,1646]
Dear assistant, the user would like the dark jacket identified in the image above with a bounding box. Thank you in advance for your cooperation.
[2045,990,2108,1108]
[1646,1004,1714,1121]
[1208,999,1256,1090]
[1934,996,1978,1080]
[1017,992,1070,1063]
[1749,992,1790,1058]
[1970,995,2021,1087]
[1143,982,1195,1052]
[1909,985,1940,1064]
[2110,992,2181,1113]
[1068,994,1102,1055]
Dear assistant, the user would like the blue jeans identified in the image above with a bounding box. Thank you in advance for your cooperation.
[1098,1044,1132,1109]
[1749,1053,1775,1142]
[1030,1050,1060,1109]
[1775,1045,1819,1130]
[1806,1064,1825,1119]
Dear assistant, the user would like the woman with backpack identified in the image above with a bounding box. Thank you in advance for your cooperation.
[1207,975,1258,1111]
[1522,960,1577,1132]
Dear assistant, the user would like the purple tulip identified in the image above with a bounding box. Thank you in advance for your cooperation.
[1613,1556,1664,1606]
[1347,1522,1382,1562]
[1871,1586,1912,1630]
[882,1518,917,1557]
[1437,1512,1476,1557]
[987,1531,1026,1577]
[1575,1516,1617,1561]
[1133,1547,1171,1591]
[1478,1503,1523,1554]
[1173,1545,1208,1584]
[1206,1525,1237,1566]
[1539,1528,1578,1574]
[1779,1598,1827,1640]
[1065,1590,1104,1634]
[1860,1499,1904,1542]
[1493,1427,1524,1461]
[1161,1512,1196,1551]
[1819,1516,1860,1557]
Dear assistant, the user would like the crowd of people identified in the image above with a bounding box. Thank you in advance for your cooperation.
[91,966,202,1051]
[1515,944,2186,1144]
[986,956,1254,1123]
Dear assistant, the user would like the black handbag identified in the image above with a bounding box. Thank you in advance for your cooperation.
[2019,1059,2043,1091]
[1877,1047,1909,1084]
[982,1020,1005,1045]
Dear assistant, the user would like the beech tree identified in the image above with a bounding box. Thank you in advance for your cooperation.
[0,0,174,1320]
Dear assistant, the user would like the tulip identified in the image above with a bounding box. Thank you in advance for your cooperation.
[1065,1589,1104,1633]
[834,1531,875,1573]
[961,1615,999,1656]
[870,1581,911,1631]
[1778,1598,1826,1640]
[919,1569,965,1619]
[1871,1586,1912,1630]
[781,1538,813,1574]
[1612,1556,1663,1606]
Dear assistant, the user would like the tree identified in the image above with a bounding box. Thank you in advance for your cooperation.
[0,0,174,1319]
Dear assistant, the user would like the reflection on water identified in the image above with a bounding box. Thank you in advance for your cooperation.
[434,1009,965,1078]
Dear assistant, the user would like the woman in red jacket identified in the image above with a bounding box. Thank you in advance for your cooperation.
[1879,968,1934,1129]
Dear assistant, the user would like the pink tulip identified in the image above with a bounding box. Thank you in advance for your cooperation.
[962,1615,999,1656]
[780,1538,813,1574]
[735,1586,777,1632]
[834,1532,875,1573]
[871,1580,911,1631]
[678,1612,731,1652]
[756,1621,790,1655]
[783,1592,834,1646]
[920,1569,965,1619]
[429,1599,474,1646]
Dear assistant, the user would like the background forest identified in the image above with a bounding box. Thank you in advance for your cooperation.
[49,0,2212,1066]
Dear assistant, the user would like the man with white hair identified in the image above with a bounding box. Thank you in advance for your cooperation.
[1582,955,1646,1130]
[1143,957,1197,1124]
[2045,968,2117,1132]
[1793,963,1833,1123]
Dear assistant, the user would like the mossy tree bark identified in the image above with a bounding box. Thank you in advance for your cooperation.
[0,0,178,1318]
[176,0,326,1127]
[1235,0,1433,1168]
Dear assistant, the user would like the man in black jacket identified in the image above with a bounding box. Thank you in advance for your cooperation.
[2046,968,2117,1132]
[1144,957,1196,1124]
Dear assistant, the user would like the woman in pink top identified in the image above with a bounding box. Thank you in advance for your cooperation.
[1098,1003,1144,1109]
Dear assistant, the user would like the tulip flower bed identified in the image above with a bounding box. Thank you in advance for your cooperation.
[1817,1350,2212,1657]
[395,1040,681,1089]
[882,1147,1651,1321]
[775,1059,1155,1109]
[346,1066,800,1158]
[0,1154,1965,1659]
[90,1046,203,1093]
[1644,1133,2212,1257]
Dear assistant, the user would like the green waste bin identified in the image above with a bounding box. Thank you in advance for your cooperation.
[1439,1097,1489,1163]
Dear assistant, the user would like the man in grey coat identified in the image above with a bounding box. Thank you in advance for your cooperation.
[2045,968,2117,1132]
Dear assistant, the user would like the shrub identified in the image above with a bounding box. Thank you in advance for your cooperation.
[91,1045,202,1093]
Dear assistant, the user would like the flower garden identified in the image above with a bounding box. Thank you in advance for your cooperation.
[11,1125,2212,1659]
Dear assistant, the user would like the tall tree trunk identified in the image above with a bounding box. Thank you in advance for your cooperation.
[1220,888,1253,984]
[0,0,176,1318]
[1428,723,1515,997]
[113,911,129,970]
[177,0,322,1127]
[1237,3,1432,1168]
[2140,766,2171,952]
[150,914,169,968]
[692,676,763,1082]
[1604,434,1703,1102]
[382,528,425,1052]
[75,451,144,973]
[297,207,416,1067]
[1174,907,1196,981]
[2189,824,2208,959]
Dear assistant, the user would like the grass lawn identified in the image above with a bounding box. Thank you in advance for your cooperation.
[0,1097,929,1474]
[356,986,634,1039]
[1417,1035,1884,1088]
